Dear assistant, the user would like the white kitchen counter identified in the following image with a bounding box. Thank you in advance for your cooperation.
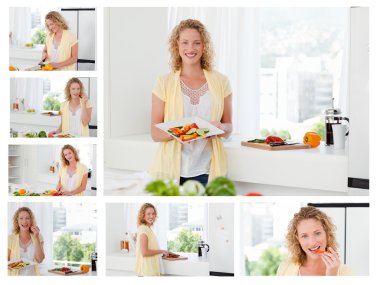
[38,263,96,276]
[10,45,44,70]
[105,134,349,193]
[106,252,210,276]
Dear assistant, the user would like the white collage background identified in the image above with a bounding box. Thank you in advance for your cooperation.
[0,1,378,285]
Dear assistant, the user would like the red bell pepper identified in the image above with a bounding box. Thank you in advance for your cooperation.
[265,135,284,144]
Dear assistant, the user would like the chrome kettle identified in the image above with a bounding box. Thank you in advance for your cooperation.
[198,240,210,259]
[324,99,349,145]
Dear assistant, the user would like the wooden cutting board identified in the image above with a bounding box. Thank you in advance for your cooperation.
[241,141,311,151]
[48,269,87,275]
[162,256,188,261]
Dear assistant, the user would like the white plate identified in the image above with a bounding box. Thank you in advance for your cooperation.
[155,117,224,143]
[8,259,35,270]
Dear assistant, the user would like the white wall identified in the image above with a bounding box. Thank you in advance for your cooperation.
[106,8,169,138]
[208,203,234,274]
[106,203,126,254]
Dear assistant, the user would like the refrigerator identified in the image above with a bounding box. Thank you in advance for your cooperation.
[347,7,369,191]
[60,8,96,70]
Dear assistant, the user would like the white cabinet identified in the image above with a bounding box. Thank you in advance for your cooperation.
[8,145,23,184]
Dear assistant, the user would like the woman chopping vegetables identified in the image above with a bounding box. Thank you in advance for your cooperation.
[56,144,89,196]
[135,203,173,276]
[277,206,352,276]
[8,207,45,276]
[150,19,233,186]
[41,11,78,71]
[48,78,92,137]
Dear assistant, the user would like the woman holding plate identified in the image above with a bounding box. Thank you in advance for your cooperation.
[8,207,45,276]
[150,19,233,186]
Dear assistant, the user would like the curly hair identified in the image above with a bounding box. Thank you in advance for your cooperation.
[61,144,80,166]
[286,206,338,265]
[45,11,69,35]
[169,19,214,71]
[12,207,37,235]
[64,78,85,101]
[137,203,157,226]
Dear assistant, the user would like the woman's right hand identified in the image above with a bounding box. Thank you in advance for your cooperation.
[161,250,170,257]
[40,51,48,64]
[48,130,58,137]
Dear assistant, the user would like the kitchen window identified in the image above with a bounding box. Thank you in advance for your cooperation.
[9,7,57,46]
[167,203,208,254]
[52,203,97,267]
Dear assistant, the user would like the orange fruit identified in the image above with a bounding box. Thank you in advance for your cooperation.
[9,66,16,71]
[80,264,90,273]
[18,189,27,195]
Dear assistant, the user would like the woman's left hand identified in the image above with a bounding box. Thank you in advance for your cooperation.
[321,247,341,276]
[62,191,73,196]
[30,225,40,237]
[80,93,89,102]
[50,62,59,69]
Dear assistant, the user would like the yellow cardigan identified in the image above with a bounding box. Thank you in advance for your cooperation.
[134,225,161,276]
[60,100,92,137]
[59,162,88,196]
[150,69,232,183]
[8,233,43,276]
[45,29,78,71]
[276,259,353,276]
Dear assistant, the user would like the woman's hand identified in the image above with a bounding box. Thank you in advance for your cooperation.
[30,225,40,237]
[40,51,48,64]
[80,93,89,103]
[322,247,341,276]
[161,250,170,257]
[50,62,59,69]
[62,191,73,196]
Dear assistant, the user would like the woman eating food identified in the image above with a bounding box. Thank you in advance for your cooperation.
[277,206,352,276]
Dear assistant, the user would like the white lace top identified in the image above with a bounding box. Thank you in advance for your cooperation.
[51,46,59,63]
[69,106,82,136]
[180,80,212,177]
[19,239,35,276]
[65,170,78,191]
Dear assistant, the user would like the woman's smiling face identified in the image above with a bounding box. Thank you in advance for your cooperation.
[63,149,75,163]
[69,82,81,99]
[18,211,32,233]
[297,218,327,260]
[46,19,60,34]
[144,207,156,226]
[178,28,204,67]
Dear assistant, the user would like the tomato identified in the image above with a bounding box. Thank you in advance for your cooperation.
[245,192,263,196]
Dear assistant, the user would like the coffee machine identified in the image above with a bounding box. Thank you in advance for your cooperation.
[197,240,210,259]
[324,99,349,145]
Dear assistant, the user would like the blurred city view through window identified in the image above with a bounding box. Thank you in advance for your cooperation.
[242,202,306,276]
[53,203,97,266]
[259,8,348,140]
[167,203,206,253]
